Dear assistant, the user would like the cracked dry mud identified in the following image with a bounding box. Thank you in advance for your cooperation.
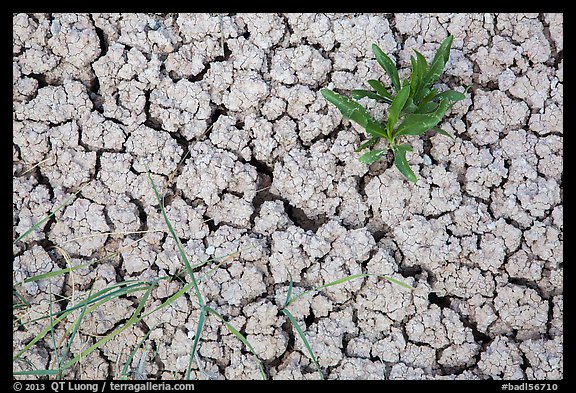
[13,13,562,380]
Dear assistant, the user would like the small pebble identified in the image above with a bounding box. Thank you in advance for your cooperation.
[422,154,432,166]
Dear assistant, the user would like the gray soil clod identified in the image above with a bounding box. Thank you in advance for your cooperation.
[13,13,562,380]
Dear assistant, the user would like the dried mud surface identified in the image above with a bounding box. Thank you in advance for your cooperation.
[13,13,563,380]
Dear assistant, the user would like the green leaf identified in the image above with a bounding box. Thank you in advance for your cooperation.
[321,89,387,138]
[13,369,60,376]
[61,282,156,371]
[205,306,267,380]
[387,85,410,131]
[351,89,389,103]
[394,99,451,138]
[367,79,394,101]
[423,54,446,87]
[409,55,419,95]
[59,292,90,373]
[148,170,204,307]
[311,273,369,291]
[121,323,158,379]
[14,188,82,244]
[365,121,389,139]
[433,89,466,102]
[285,273,413,307]
[372,44,401,92]
[186,308,206,380]
[392,144,417,182]
[413,86,430,106]
[402,97,418,114]
[414,50,428,89]
[414,88,438,111]
[434,35,454,66]
[380,275,414,290]
[422,88,439,104]
[281,308,324,380]
[415,50,428,72]
[415,102,440,114]
[431,127,454,139]
[358,149,387,165]
[284,268,294,308]
[355,137,379,152]
[424,35,454,86]
[321,88,369,127]
[13,288,29,310]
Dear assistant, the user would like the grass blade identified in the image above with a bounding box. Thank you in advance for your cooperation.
[286,273,412,307]
[196,248,246,283]
[287,274,369,306]
[205,306,267,380]
[141,281,195,320]
[380,275,414,290]
[14,188,82,244]
[13,288,30,310]
[186,308,206,380]
[47,284,59,374]
[13,369,60,376]
[281,308,323,380]
[58,290,91,376]
[17,239,146,286]
[61,282,155,370]
[20,265,87,285]
[40,281,149,324]
[120,325,159,380]
[147,170,204,309]
[312,273,369,290]
[146,167,206,374]
[13,282,150,361]
[284,268,294,308]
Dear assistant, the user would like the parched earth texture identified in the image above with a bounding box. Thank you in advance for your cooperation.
[13,13,563,380]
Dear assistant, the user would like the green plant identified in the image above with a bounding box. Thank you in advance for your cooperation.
[12,177,264,380]
[13,172,413,380]
[279,269,412,379]
[321,35,469,182]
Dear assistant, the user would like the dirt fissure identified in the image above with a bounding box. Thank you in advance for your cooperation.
[12,12,563,381]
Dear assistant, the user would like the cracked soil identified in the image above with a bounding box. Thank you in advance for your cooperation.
[13,13,563,380]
